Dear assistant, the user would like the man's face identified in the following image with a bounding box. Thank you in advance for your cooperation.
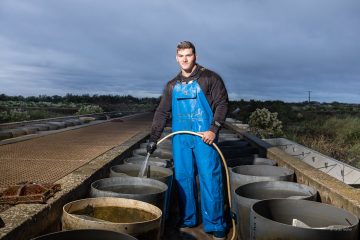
[176,48,196,72]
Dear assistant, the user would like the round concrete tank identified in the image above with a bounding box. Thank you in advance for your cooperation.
[90,177,167,214]
[221,147,259,159]
[230,165,294,213]
[90,177,168,235]
[140,143,172,151]
[64,119,82,126]
[235,181,317,240]
[154,135,173,151]
[93,114,107,120]
[250,199,359,240]
[230,165,294,189]
[110,164,173,218]
[110,164,173,185]
[9,128,27,138]
[133,148,172,159]
[218,140,249,147]
[124,156,173,169]
[218,133,239,139]
[32,124,50,131]
[45,124,59,130]
[31,229,137,240]
[47,122,67,129]
[0,130,12,140]
[20,127,38,135]
[62,197,161,240]
[109,164,174,220]
[226,157,276,168]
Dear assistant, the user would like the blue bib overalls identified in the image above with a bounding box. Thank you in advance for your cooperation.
[172,80,227,232]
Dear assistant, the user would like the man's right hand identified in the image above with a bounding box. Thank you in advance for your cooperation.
[146,141,157,154]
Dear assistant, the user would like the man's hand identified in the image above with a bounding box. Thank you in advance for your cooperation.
[198,131,216,145]
[146,141,157,154]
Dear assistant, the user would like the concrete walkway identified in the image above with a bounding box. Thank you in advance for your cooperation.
[0,113,153,190]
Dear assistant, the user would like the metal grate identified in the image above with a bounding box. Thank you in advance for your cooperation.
[0,114,152,188]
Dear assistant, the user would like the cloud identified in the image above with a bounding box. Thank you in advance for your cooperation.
[0,0,359,103]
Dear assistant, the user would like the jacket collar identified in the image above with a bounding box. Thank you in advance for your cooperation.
[175,64,204,83]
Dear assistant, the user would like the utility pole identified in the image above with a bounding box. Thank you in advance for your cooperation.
[307,91,311,103]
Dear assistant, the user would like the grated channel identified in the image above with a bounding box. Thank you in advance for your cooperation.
[0,113,152,188]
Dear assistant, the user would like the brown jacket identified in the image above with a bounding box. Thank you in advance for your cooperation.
[150,64,229,142]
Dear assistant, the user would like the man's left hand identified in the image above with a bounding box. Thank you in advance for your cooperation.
[199,131,216,145]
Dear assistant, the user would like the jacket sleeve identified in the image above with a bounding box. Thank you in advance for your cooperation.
[208,74,229,134]
[149,82,173,143]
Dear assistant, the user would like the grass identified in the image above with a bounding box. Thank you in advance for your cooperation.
[284,115,360,168]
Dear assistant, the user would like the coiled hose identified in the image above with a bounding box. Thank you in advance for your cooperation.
[156,130,236,240]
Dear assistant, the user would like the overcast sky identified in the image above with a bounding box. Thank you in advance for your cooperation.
[0,0,359,103]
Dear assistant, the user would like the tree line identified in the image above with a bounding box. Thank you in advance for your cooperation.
[0,93,160,105]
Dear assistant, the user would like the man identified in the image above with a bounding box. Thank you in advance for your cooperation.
[147,41,229,240]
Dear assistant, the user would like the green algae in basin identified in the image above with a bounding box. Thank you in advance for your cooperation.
[62,197,162,239]
[72,205,157,223]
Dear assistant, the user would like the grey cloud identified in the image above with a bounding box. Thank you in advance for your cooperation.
[0,0,359,102]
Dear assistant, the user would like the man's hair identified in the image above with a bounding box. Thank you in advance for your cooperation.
[177,41,196,54]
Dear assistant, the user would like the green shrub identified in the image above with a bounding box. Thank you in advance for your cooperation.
[28,109,62,120]
[284,116,360,167]
[349,143,360,168]
[0,111,9,123]
[75,105,103,115]
[249,108,283,138]
[0,109,31,122]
